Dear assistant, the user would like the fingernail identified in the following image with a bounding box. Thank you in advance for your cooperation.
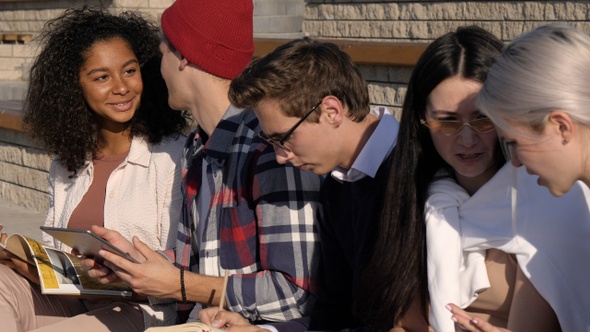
[472,319,479,325]
[445,304,452,311]
[212,319,222,328]
[451,316,458,322]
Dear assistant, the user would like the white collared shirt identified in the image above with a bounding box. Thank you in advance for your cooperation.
[330,106,399,182]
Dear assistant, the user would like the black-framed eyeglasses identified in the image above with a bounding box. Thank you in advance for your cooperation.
[499,137,516,161]
[420,117,496,136]
[258,101,322,152]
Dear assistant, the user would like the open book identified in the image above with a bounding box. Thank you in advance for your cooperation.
[1,233,132,297]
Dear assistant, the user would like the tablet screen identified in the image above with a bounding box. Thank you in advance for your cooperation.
[40,227,139,263]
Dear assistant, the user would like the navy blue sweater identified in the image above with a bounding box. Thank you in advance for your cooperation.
[310,152,394,331]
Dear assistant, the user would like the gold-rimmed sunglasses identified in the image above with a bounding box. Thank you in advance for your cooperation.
[420,117,496,136]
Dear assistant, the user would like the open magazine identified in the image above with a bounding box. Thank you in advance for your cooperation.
[1,233,132,297]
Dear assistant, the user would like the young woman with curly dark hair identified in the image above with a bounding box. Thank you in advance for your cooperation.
[0,7,189,331]
[23,7,187,174]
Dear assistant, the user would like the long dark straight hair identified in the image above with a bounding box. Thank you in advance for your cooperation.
[353,26,504,330]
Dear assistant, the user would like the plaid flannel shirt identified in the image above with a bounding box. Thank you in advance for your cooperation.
[163,105,322,322]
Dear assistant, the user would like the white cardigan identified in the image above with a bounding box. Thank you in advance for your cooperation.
[42,134,185,327]
[426,164,590,332]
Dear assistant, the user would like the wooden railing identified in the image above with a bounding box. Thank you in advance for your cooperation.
[0,100,25,132]
[0,33,33,43]
[253,38,427,66]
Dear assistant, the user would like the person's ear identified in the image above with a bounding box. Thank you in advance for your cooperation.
[321,96,345,126]
[548,110,575,144]
[179,57,189,70]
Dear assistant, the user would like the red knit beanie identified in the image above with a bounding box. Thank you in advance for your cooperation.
[161,0,254,80]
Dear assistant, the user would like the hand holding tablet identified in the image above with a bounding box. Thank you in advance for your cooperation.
[40,226,140,264]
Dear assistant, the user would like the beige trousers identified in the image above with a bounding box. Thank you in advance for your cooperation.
[0,264,144,332]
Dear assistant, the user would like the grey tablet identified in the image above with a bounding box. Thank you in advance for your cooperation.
[40,226,140,264]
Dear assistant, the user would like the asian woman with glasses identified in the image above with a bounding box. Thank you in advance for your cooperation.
[355,25,590,332]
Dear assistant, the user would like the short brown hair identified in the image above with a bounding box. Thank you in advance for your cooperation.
[229,37,370,122]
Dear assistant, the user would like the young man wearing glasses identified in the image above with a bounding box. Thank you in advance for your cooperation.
[84,0,323,329]
[228,38,400,330]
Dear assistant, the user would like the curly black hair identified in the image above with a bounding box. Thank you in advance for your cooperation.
[23,7,189,175]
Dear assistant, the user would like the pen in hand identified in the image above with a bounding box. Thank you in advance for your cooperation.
[218,269,229,310]
[208,269,231,330]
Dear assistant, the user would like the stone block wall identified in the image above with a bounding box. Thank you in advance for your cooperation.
[0,0,173,35]
[0,0,174,82]
[0,43,34,82]
[0,43,35,97]
[360,64,413,117]
[0,128,51,212]
[304,1,590,42]
[302,1,590,113]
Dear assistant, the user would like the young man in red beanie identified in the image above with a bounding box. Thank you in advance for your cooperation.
[85,0,323,329]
